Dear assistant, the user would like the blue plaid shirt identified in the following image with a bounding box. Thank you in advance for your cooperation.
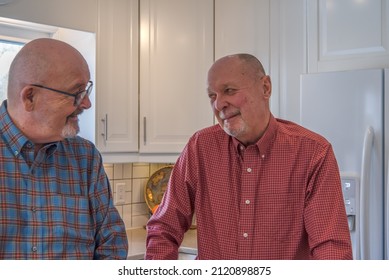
[0,101,128,259]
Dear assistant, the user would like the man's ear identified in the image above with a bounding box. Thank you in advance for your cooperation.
[21,86,35,112]
[262,75,272,99]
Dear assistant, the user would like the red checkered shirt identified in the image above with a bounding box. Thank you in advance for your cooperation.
[146,115,353,260]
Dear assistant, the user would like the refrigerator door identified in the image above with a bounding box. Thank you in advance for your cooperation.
[300,69,384,260]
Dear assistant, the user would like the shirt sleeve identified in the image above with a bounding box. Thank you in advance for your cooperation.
[304,143,353,259]
[145,145,195,260]
[90,152,129,260]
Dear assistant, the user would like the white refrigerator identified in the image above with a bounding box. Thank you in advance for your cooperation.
[300,69,389,260]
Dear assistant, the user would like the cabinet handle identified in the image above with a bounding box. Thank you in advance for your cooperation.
[101,114,108,141]
[143,116,147,145]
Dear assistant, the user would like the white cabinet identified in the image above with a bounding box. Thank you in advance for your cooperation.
[307,0,389,72]
[96,0,139,153]
[269,0,389,123]
[139,0,214,154]
[96,0,271,160]
[215,0,270,72]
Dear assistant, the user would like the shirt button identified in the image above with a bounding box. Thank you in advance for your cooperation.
[247,167,252,173]
[14,150,19,156]
[243,233,248,238]
[245,200,250,205]
[31,207,37,212]
[261,154,265,159]
[31,246,37,252]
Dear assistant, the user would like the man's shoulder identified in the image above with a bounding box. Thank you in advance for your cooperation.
[275,118,330,146]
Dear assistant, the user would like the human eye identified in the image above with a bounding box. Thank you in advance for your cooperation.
[207,89,216,100]
[224,87,237,95]
[71,82,88,95]
[207,90,216,101]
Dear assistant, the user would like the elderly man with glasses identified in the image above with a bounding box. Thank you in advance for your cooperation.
[0,38,128,259]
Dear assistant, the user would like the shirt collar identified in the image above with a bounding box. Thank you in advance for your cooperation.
[231,114,277,155]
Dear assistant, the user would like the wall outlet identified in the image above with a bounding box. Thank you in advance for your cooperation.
[115,182,126,205]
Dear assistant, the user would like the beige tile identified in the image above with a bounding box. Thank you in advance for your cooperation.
[133,162,149,166]
[115,205,123,218]
[103,164,114,180]
[150,163,174,175]
[123,163,133,179]
[108,179,114,193]
[132,178,147,203]
[132,202,149,216]
[133,164,150,178]
[124,191,132,205]
[149,163,161,175]
[113,163,123,179]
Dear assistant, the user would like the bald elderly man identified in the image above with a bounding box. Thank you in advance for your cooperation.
[0,38,128,259]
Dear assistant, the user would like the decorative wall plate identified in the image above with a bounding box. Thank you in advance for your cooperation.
[144,165,173,214]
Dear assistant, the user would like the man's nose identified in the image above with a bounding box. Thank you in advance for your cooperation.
[78,95,92,109]
[213,94,228,112]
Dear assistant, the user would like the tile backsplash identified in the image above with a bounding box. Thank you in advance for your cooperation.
[104,162,173,230]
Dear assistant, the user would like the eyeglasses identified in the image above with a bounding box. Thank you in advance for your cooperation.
[31,81,93,107]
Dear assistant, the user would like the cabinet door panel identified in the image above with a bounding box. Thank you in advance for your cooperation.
[308,0,389,72]
[140,0,214,154]
[96,0,139,152]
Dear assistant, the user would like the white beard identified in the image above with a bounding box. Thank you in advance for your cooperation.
[61,120,79,138]
[222,116,247,139]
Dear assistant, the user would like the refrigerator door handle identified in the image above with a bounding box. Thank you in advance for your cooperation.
[360,126,374,260]
[387,160,389,260]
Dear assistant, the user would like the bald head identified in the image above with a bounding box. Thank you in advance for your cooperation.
[209,53,266,81]
[7,38,89,105]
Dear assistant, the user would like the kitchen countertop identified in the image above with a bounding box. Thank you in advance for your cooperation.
[126,227,198,259]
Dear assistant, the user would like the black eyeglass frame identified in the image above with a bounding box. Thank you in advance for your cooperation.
[31,81,93,106]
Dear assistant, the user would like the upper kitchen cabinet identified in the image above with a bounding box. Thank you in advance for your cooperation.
[214,0,270,72]
[96,0,139,153]
[307,0,389,72]
[139,0,214,154]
